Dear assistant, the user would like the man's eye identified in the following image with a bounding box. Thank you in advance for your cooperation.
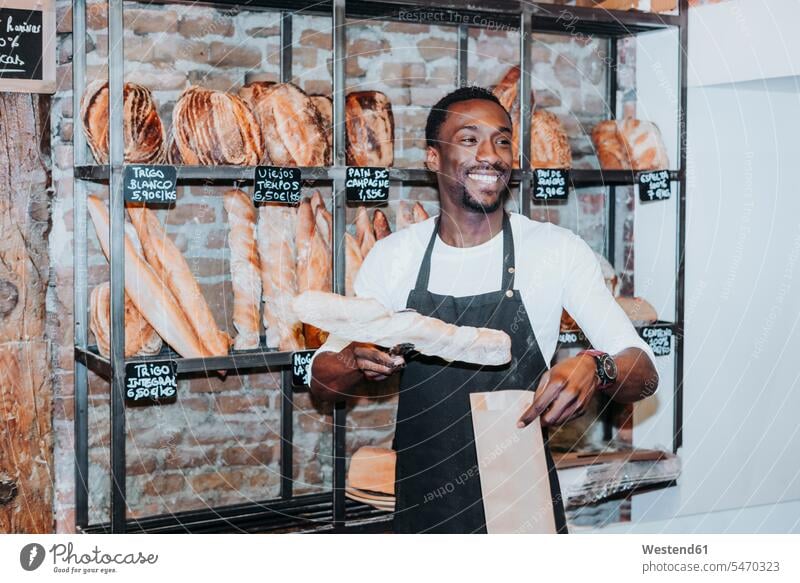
[497,137,511,146]
[460,136,477,144]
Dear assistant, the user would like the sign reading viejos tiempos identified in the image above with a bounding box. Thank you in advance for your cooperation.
[0,0,55,94]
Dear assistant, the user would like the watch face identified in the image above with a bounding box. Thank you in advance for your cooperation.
[602,355,618,381]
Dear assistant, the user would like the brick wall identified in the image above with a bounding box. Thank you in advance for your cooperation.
[48,0,641,531]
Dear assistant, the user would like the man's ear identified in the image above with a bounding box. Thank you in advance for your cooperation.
[425,146,440,173]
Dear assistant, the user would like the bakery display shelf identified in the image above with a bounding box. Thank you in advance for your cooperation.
[80,492,392,534]
[131,0,680,36]
[73,0,688,533]
[558,319,676,349]
[74,164,528,185]
[74,343,299,380]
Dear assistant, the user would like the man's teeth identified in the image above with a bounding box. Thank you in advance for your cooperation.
[468,173,499,184]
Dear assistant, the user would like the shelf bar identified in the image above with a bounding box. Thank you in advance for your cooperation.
[456,23,468,87]
[107,0,127,534]
[280,369,294,498]
[280,11,293,83]
[331,0,347,528]
[72,0,89,532]
[519,8,533,216]
[673,0,689,454]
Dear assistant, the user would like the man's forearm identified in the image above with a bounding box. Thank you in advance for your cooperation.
[601,347,659,403]
[309,343,363,401]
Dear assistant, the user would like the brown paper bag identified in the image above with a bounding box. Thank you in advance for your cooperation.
[470,390,557,534]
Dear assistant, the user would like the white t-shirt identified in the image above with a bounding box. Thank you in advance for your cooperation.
[311,212,657,377]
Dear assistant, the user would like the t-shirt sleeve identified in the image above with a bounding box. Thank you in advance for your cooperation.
[560,232,658,377]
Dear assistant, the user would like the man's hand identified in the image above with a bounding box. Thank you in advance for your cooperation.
[517,353,599,428]
[349,342,406,382]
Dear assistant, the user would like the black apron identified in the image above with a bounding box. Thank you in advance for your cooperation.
[391,212,569,534]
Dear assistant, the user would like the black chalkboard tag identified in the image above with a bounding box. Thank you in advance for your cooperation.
[124,360,178,406]
[558,329,587,347]
[638,326,673,357]
[638,170,671,202]
[346,167,390,203]
[123,165,177,204]
[291,350,315,388]
[0,7,43,81]
[253,166,301,205]
[533,168,569,201]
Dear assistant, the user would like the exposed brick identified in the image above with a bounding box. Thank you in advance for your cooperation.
[56,62,72,92]
[164,446,218,470]
[164,204,217,226]
[190,469,246,493]
[124,8,178,35]
[579,192,605,214]
[142,473,187,496]
[383,21,428,34]
[186,373,242,393]
[213,392,269,415]
[416,37,454,62]
[346,57,366,78]
[347,405,396,431]
[299,28,331,50]
[205,229,227,250]
[534,88,562,108]
[220,442,276,466]
[187,257,229,279]
[178,15,235,38]
[125,451,159,475]
[381,62,426,87]
[554,54,581,88]
[57,3,73,34]
[209,42,262,69]
[348,38,389,58]
[87,3,108,31]
[246,25,280,38]
[292,46,321,69]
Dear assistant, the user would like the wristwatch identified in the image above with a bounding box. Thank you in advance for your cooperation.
[578,349,618,389]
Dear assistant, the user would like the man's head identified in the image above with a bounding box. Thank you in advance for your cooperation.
[425,86,514,214]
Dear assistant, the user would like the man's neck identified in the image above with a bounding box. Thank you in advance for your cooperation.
[437,203,504,248]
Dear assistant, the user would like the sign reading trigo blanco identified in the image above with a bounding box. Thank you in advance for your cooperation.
[124,165,177,204]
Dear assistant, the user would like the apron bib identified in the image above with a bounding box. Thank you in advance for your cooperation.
[392,212,569,534]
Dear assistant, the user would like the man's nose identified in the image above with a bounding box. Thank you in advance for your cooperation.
[476,138,501,166]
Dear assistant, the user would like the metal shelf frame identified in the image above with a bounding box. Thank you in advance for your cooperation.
[72,0,688,534]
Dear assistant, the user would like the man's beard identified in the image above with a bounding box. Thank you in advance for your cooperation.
[460,184,508,213]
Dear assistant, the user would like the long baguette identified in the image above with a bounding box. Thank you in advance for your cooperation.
[128,205,231,356]
[223,189,262,350]
[292,290,512,366]
[87,196,207,358]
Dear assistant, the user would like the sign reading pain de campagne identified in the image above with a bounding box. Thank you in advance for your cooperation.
[19,542,159,574]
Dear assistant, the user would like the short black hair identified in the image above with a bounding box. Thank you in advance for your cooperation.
[425,86,509,149]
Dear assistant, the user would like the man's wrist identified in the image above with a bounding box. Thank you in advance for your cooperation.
[578,349,618,391]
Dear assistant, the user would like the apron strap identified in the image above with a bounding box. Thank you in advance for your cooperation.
[413,212,517,292]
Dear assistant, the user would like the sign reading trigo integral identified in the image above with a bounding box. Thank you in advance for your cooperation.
[0,0,56,94]
[346,167,390,203]
[292,350,315,388]
[123,165,177,204]
[125,360,177,405]
[533,168,569,201]
[639,326,673,357]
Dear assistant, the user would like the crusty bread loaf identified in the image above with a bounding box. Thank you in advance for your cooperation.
[373,209,391,240]
[592,119,669,170]
[292,290,512,366]
[171,86,263,165]
[223,189,262,350]
[492,66,521,167]
[412,201,429,223]
[592,120,629,169]
[127,205,232,356]
[80,79,166,165]
[257,203,304,351]
[532,110,572,168]
[310,94,333,165]
[395,200,415,231]
[87,197,208,359]
[90,282,162,357]
[345,232,363,298]
[346,91,395,166]
[240,82,330,167]
[355,206,376,258]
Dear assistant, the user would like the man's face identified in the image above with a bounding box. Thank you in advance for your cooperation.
[426,99,513,214]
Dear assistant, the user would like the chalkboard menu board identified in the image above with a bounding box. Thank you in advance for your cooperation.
[638,170,671,202]
[253,166,301,205]
[533,168,569,201]
[639,326,673,357]
[123,165,177,204]
[291,350,315,388]
[125,360,178,406]
[346,167,390,203]
[0,0,55,94]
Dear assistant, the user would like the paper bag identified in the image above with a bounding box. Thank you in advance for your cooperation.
[470,390,557,534]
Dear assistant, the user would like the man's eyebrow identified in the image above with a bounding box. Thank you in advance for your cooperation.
[455,123,513,134]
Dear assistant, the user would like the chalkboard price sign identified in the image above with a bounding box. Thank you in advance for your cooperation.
[346,167,390,203]
[639,326,673,357]
[638,170,671,202]
[0,7,42,80]
[123,165,177,204]
[291,350,315,388]
[558,329,587,347]
[125,360,178,406]
[533,168,569,201]
[253,166,301,204]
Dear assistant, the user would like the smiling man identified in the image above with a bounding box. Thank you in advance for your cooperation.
[310,86,659,534]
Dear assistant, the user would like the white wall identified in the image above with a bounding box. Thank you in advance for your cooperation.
[594,0,800,533]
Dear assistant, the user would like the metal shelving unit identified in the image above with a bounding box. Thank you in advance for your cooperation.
[73,0,688,534]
